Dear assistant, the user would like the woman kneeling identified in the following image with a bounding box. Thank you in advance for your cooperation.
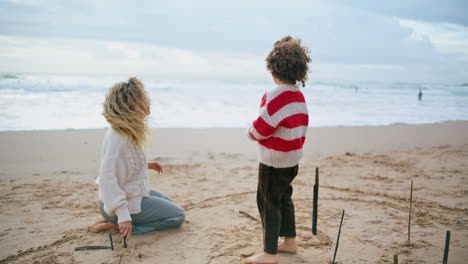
[92,77,185,241]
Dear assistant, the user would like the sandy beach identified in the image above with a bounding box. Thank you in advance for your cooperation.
[0,121,467,263]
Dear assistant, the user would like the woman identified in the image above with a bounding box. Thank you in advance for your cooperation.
[91,77,185,241]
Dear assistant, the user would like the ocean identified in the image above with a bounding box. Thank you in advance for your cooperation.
[0,73,467,131]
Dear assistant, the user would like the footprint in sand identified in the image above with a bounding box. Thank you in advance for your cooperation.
[368,220,383,225]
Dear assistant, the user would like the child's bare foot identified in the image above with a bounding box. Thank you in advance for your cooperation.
[278,237,298,253]
[244,252,278,264]
[91,221,117,233]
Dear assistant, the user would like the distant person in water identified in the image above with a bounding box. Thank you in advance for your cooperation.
[418,89,423,101]
[91,77,185,243]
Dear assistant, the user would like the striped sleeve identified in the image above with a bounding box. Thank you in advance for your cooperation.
[248,93,276,141]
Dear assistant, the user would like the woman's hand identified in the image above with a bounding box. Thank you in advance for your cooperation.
[148,161,163,173]
[119,221,132,241]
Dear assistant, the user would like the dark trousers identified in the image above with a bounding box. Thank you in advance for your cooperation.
[257,163,298,254]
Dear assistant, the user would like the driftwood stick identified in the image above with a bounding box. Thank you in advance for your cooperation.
[443,230,450,264]
[312,167,319,235]
[332,210,345,264]
[74,233,115,251]
[74,246,112,251]
[238,210,259,222]
[408,180,413,243]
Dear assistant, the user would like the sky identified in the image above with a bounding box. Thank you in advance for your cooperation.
[0,0,467,84]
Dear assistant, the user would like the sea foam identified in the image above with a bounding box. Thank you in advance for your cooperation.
[1,73,467,131]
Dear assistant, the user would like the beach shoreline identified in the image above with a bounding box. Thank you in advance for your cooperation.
[0,122,467,263]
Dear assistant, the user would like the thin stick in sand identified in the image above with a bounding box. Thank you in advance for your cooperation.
[332,210,345,264]
[312,167,319,235]
[408,180,413,243]
[109,232,114,250]
[443,230,450,264]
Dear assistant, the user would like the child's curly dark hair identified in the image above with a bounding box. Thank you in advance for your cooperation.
[266,36,311,87]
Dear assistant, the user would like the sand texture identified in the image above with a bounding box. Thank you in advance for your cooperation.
[0,122,467,263]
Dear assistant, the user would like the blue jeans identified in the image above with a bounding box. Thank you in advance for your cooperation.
[99,189,185,235]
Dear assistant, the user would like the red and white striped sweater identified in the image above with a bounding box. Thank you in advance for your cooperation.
[248,84,309,168]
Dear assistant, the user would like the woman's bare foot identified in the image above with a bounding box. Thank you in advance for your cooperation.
[278,237,298,253]
[91,221,117,233]
[94,219,107,225]
[244,252,278,264]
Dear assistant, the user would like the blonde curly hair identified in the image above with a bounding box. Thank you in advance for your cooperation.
[102,77,151,148]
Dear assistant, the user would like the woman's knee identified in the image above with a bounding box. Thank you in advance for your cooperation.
[149,189,175,202]
[177,211,186,224]
[172,211,186,227]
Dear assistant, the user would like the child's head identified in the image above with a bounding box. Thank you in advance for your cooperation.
[266,36,311,87]
[102,77,150,147]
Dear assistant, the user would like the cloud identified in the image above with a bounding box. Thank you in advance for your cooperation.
[4,34,461,84]
[399,19,468,61]
[0,0,451,62]
[331,0,468,26]
[0,35,268,82]
[0,0,466,83]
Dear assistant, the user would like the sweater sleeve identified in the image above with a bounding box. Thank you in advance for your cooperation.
[248,93,280,141]
[98,133,132,223]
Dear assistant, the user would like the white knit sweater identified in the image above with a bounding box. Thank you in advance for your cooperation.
[96,128,150,223]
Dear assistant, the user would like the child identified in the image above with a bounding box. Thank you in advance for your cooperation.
[245,36,311,264]
[91,77,185,242]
